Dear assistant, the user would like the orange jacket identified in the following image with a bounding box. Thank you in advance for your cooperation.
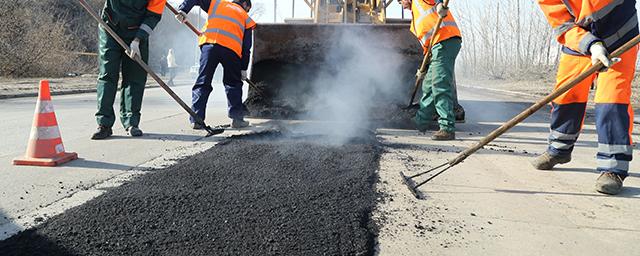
[538,0,638,55]
[199,0,257,58]
[410,0,461,51]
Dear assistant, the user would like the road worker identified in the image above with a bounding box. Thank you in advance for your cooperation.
[92,0,167,140]
[175,0,256,129]
[401,0,462,140]
[533,0,638,195]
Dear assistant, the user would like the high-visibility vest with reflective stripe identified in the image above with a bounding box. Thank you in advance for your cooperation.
[410,0,461,51]
[199,0,257,57]
[538,0,638,55]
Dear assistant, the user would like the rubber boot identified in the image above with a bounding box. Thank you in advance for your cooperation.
[595,172,624,195]
[531,151,571,170]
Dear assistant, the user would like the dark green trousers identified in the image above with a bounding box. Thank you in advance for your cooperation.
[95,27,148,129]
[415,37,461,132]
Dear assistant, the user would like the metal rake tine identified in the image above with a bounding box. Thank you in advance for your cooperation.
[413,165,453,189]
[408,162,449,179]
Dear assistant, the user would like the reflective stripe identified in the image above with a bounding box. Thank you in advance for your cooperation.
[597,158,630,171]
[561,0,575,16]
[549,130,579,140]
[579,0,624,25]
[31,126,61,140]
[441,21,458,28]
[420,31,433,45]
[211,0,221,13]
[245,17,253,25]
[203,28,243,44]
[598,144,633,155]
[603,13,638,47]
[414,6,436,27]
[208,14,245,31]
[419,21,457,45]
[37,100,55,114]
[554,19,575,37]
[139,24,153,35]
[55,144,65,154]
[550,141,573,150]
[578,32,598,54]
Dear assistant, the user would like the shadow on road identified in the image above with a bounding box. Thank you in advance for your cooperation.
[64,158,135,171]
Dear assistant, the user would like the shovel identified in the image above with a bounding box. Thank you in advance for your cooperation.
[76,0,223,137]
[401,34,640,199]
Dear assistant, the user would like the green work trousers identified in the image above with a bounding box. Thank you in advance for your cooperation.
[95,27,149,129]
[415,37,461,132]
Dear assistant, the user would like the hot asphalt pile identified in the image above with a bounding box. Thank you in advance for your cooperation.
[0,132,382,256]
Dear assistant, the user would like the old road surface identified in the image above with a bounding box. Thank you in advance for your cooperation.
[0,77,638,255]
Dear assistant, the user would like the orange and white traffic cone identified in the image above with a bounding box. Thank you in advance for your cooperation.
[13,80,78,167]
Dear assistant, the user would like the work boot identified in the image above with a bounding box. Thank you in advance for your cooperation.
[431,129,455,140]
[454,106,466,123]
[595,172,625,195]
[91,126,112,140]
[231,118,250,128]
[531,151,571,170]
[191,122,204,130]
[127,126,143,137]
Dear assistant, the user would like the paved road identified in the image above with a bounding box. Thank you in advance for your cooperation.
[1,78,639,255]
[0,76,262,239]
[376,85,640,255]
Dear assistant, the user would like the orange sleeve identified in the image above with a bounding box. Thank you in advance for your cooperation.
[537,0,599,54]
[147,0,167,15]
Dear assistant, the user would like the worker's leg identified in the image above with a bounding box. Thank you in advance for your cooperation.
[95,28,122,128]
[217,46,246,120]
[414,58,437,131]
[119,37,149,129]
[593,46,637,178]
[546,54,595,157]
[190,44,219,123]
[423,37,461,132]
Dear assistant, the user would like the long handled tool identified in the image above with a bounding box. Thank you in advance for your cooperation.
[401,34,640,199]
[77,0,223,137]
[166,3,266,98]
[165,3,203,36]
[406,0,450,108]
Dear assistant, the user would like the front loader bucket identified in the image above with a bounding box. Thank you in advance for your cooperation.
[245,23,422,128]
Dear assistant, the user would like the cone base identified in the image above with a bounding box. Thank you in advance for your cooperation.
[13,152,78,167]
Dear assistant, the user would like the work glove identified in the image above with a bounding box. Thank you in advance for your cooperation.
[175,11,187,23]
[127,38,141,59]
[241,70,248,80]
[589,42,619,68]
[436,3,448,18]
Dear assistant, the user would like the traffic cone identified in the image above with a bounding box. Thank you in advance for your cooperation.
[13,80,78,167]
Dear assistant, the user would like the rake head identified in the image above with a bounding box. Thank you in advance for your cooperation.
[204,125,225,137]
[399,171,424,199]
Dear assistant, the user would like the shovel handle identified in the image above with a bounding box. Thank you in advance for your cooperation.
[77,0,213,130]
[407,0,451,107]
[448,34,640,166]
[165,3,203,37]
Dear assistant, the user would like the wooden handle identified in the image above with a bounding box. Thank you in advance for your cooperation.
[448,34,640,166]
[165,3,203,36]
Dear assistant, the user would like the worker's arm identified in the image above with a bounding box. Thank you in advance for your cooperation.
[241,29,253,71]
[179,0,213,13]
[136,0,167,41]
[537,0,600,54]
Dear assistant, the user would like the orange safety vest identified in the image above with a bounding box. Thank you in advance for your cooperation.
[410,0,461,51]
[199,0,257,58]
[538,0,638,54]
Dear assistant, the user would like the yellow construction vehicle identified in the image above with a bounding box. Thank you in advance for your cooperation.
[245,0,422,124]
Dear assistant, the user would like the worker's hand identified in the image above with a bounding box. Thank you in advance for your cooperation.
[589,42,614,68]
[127,38,141,59]
[175,11,187,23]
[415,68,426,78]
[241,70,248,80]
[436,3,448,18]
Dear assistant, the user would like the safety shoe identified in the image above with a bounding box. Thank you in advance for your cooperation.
[127,126,143,137]
[531,151,571,170]
[231,119,250,128]
[431,129,455,141]
[191,122,204,130]
[91,126,112,140]
[595,172,625,195]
